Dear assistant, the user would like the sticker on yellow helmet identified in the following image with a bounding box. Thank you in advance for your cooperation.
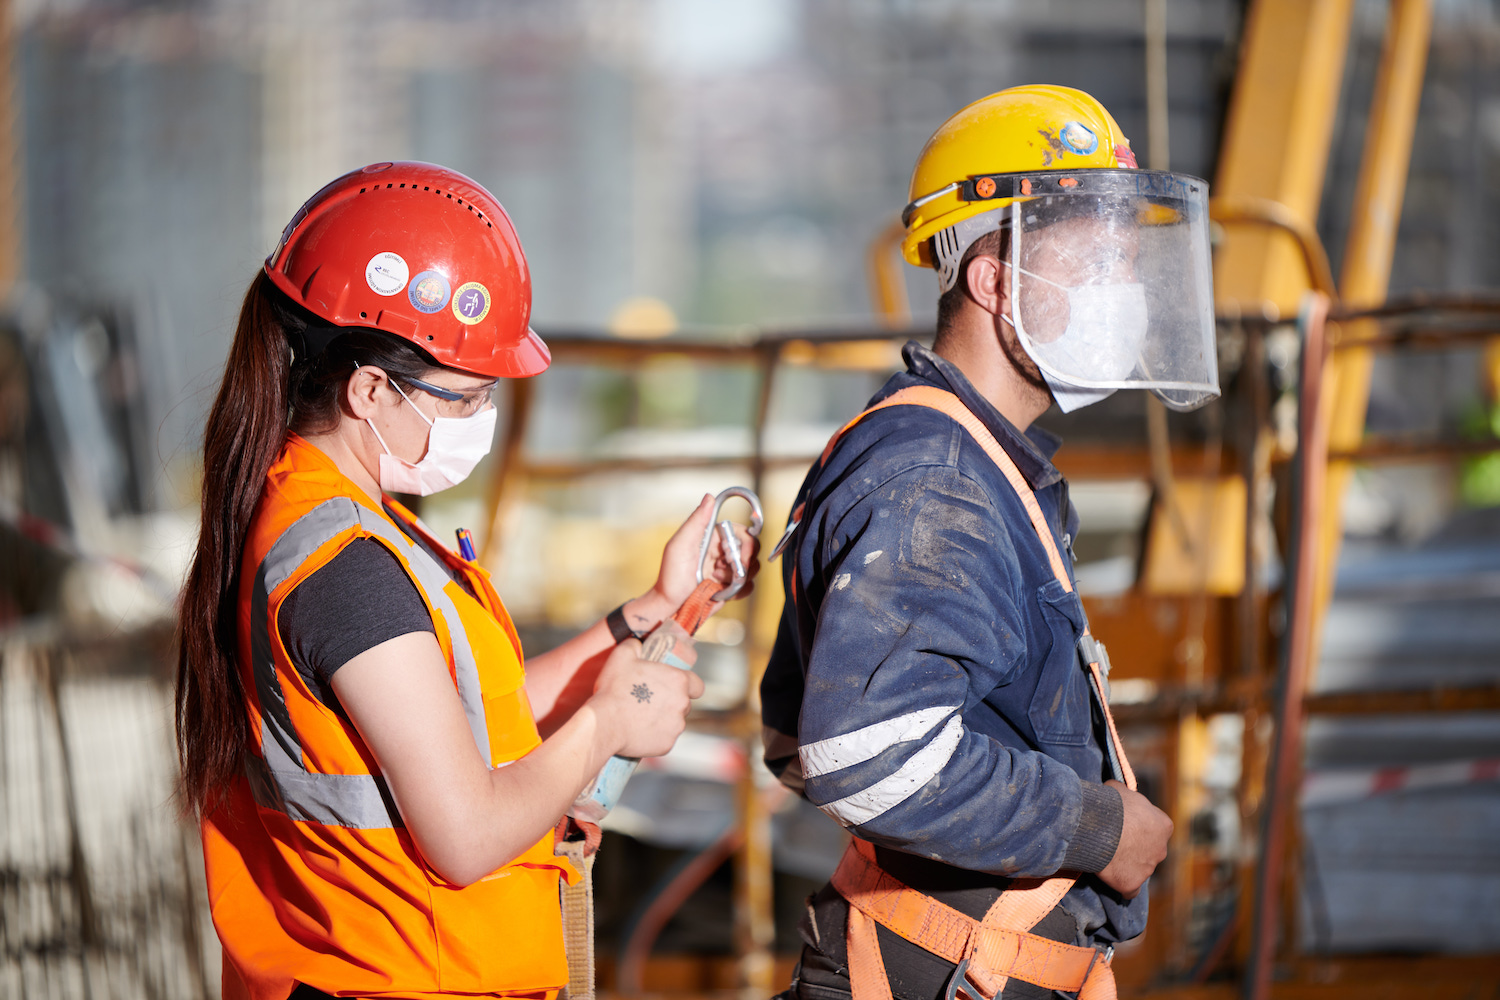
[1060,122,1099,155]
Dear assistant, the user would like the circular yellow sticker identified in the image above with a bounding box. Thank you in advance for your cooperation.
[452,281,491,325]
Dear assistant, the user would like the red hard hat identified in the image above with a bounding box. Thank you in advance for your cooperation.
[264,161,550,379]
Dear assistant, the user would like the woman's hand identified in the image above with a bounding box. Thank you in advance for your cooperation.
[527,496,759,727]
[589,639,705,759]
[651,494,762,610]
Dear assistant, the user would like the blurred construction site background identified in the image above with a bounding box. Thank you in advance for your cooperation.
[2,0,1500,998]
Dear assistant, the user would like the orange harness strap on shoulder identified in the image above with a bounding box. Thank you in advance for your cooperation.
[813,386,1134,1000]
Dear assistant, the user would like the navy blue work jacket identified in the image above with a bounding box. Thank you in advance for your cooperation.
[761,341,1147,944]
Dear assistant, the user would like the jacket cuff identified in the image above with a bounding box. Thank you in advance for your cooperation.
[1062,781,1124,873]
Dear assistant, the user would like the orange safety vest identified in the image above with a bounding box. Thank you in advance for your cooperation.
[202,433,578,1000]
[805,387,1135,1000]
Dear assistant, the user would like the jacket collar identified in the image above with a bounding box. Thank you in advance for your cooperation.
[897,341,1064,491]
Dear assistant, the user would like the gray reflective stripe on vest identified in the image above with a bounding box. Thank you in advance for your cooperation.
[353,507,492,763]
[247,496,489,828]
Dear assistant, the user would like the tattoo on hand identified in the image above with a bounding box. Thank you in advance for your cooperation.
[631,683,652,703]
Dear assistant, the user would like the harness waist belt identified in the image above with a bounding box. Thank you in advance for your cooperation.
[831,841,1116,1000]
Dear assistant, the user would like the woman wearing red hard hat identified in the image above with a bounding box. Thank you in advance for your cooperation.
[175,162,757,1000]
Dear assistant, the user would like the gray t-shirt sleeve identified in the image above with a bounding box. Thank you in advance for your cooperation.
[277,538,435,705]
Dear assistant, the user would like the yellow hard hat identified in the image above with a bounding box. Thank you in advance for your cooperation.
[901,85,1136,268]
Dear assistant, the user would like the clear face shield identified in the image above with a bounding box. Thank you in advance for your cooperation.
[995,170,1217,412]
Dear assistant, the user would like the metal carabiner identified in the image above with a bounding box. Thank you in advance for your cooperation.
[697,486,764,602]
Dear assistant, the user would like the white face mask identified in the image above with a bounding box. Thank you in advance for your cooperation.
[1005,263,1149,413]
[364,376,497,496]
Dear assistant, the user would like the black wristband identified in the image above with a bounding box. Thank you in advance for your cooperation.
[606,603,640,644]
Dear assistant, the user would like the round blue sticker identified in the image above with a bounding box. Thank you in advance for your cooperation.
[408,270,452,313]
[1060,121,1099,156]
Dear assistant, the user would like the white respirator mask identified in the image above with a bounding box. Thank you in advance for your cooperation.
[1004,266,1148,412]
[362,370,497,496]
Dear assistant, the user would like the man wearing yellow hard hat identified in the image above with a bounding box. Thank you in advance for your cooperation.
[763,85,1217,1000]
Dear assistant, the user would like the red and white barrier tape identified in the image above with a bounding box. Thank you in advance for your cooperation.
[1302,757,1500,808]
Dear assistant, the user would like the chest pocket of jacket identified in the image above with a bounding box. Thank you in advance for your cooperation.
[1028,578,1091,746]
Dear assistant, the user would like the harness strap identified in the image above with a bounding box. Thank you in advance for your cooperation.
[847,904,895,1000]
[833,841,1116,1000]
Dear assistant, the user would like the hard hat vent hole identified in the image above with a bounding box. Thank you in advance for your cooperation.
[386,183,393,189]
[359,311,367,319]
[426,335,434,341]
[359,187,366,194]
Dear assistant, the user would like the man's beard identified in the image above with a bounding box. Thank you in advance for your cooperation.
[998,314,1051,394]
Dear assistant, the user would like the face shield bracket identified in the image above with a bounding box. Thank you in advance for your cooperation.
[956,168,1204,208]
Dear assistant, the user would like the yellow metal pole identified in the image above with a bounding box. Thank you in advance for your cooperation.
[1313,0,1433,668]
[1212,0,1354,319]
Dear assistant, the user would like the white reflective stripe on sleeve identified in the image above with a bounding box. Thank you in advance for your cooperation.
[816,715,964,828]
[799,705,956,778]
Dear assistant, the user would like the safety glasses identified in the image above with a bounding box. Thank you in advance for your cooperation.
[404,375,500,414]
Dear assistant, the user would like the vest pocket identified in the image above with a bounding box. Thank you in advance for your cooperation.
[1027,579,1091,746]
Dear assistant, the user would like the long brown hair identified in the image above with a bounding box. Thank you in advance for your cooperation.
[175,272,443,815]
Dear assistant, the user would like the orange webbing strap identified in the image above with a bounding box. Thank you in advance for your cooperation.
[833,841,1115,1000]
[973,875,1076,998]
[1089,661,1136,790]
[977,874,1073,932]
[671,578,722,636]
[847,904,895,1000]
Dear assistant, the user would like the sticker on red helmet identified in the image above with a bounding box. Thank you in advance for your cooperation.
[452,281,491,325]
[366,251,410,296]
[408,270,452,313]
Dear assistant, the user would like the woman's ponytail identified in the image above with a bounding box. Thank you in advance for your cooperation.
[176,272,293,815]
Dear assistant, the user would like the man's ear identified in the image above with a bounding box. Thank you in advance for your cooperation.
[964,255,1005,318]
[345,366,389,420]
